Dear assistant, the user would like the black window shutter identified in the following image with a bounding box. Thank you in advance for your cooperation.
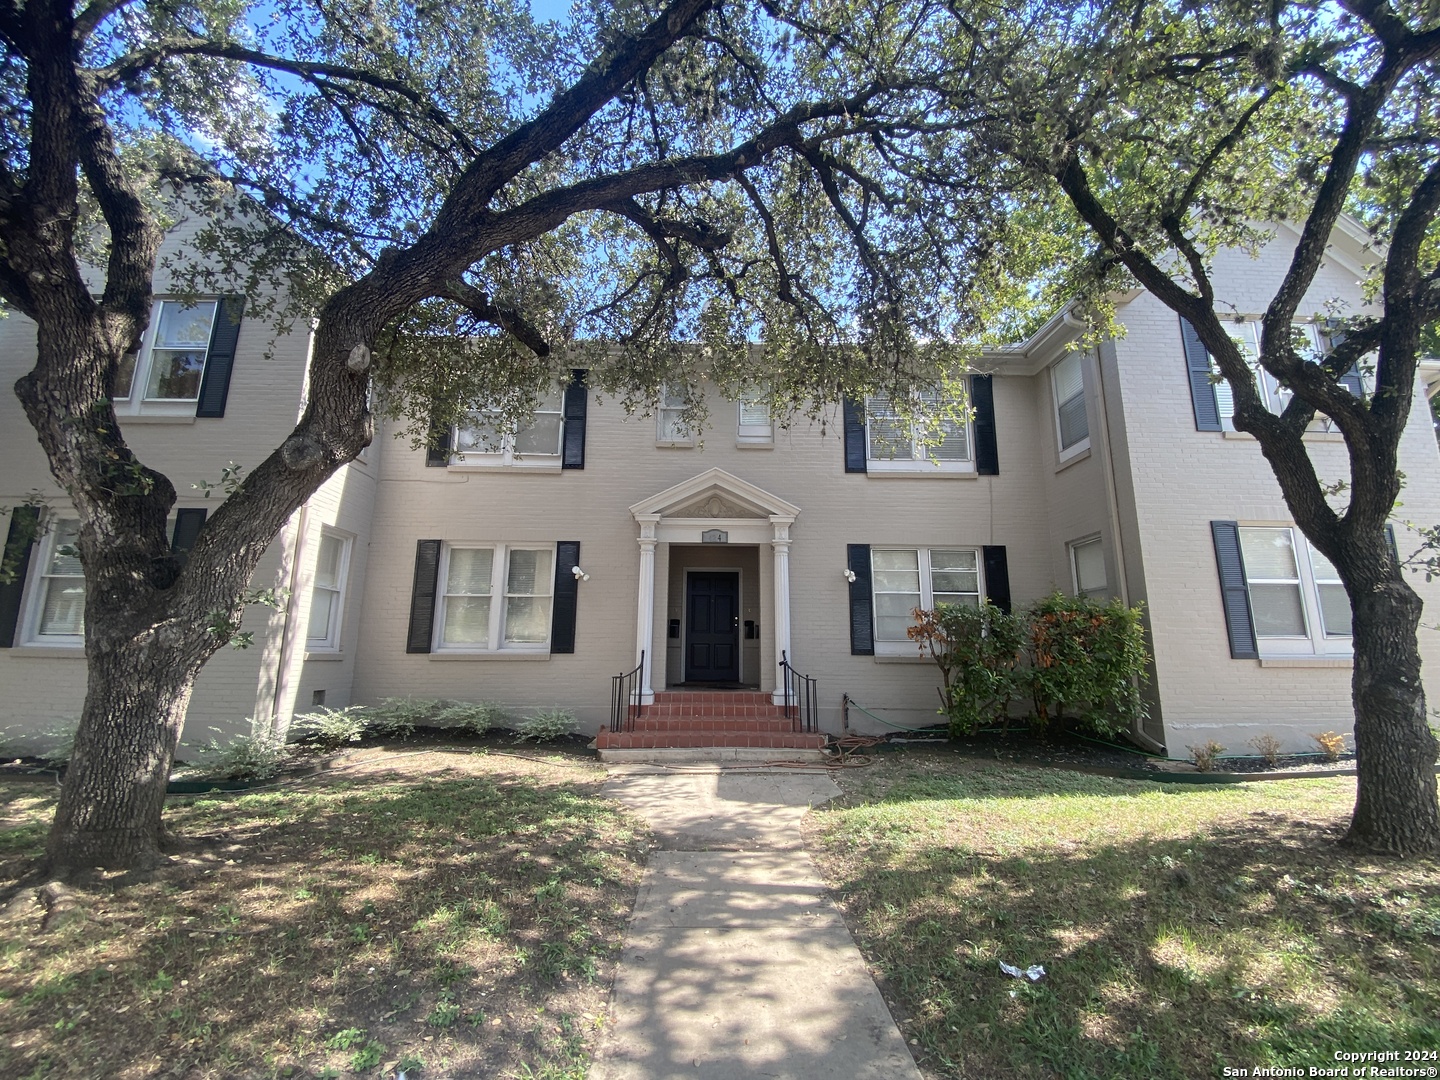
[972,374,999,475]
[195,295,246,418]
[847,544,874,655]
[562,370,588,469]
[171,508,207,559]
[425,414,452,467]
[843,398,867,473]
[406,540,443,653]
[1181,316,1222,432]
[1385,523,1399,567]
[1211,521,1258,659]
[0,506,40,648]
[1325,319,1365,396]
[982,545,1011,614]
[551,541,581,653]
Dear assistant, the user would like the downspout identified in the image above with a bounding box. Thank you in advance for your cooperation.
[269,504,308,737]
[1090,336,1166,754]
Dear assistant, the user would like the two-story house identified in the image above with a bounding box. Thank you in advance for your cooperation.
[4,217,1439,759]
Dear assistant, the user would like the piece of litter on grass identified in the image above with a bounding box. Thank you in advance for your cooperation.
[999,961,1045,981]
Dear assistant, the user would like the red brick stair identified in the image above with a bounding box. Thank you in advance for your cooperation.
[595,690,828,755]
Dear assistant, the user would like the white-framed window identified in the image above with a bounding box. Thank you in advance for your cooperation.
[114,299,219,414]
[305,530,351,651]
[1069,536,1108,600]
[736,388,773,446]
[1237,526,1351,656]
[865,391,972,473]
[656,385,696,446]
[453,390,564,467]
[1212,322,1345,430]
[1051,352,1090,460]
[872,547,982,649]
[26,518,85,645]
[435,544,554,652]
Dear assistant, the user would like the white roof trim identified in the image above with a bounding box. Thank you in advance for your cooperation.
[629,467,801,522]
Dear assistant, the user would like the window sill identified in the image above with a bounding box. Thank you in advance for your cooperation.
[735,439,774,450]
[7,645,85,658]
[1056,445,1092,472]
[447,462,563,474]
[863,466,978,479]
[655,441,697,449]
[428,651,552,661]
[872,651,931,664]
[1257,656,1353,668]
[304,650,345,662]
[119,413,198,425]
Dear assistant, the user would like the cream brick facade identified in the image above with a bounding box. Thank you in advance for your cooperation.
[3,219,1438,757]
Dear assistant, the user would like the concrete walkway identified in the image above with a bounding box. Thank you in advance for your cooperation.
[588,766,923,1080]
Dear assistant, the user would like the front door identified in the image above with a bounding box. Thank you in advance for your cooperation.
[685,571,740,682]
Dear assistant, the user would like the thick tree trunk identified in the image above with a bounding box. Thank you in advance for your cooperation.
[44,629,208,872]
[1346,571,1440,855]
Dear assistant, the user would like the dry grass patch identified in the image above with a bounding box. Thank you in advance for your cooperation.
[805,750,1440,1080]
[0,747,649,1079]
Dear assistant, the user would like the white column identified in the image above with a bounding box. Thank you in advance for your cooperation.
[634,515,660,704]
[770,516,794,706]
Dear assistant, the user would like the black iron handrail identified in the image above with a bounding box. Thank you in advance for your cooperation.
[778,650,818,733]
[610,651,644,733]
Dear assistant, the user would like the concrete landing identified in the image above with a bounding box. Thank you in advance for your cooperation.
[589,767,922,1080]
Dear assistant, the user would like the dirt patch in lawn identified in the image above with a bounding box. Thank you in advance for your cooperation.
[0,746,649,1080]
[806,748,1440,1080]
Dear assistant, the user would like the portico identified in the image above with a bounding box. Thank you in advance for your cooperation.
[628,469,800,705]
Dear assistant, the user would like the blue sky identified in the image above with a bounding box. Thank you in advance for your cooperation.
[527,0,573,24]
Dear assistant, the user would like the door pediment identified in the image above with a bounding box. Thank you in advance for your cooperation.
[629,468,800,523]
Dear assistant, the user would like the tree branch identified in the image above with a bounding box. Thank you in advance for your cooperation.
[437,281,551,357]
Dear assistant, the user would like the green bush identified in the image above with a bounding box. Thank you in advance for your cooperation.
[195,728,290,780]
[367,697,444,739]
[910,601,1025,735]
[512,708,576,743]
[913,593,1150,739]
[432,700,508,736]
[1026,593,1149,737]
[290,705,370,749]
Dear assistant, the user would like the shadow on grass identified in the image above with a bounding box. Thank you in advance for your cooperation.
[0,761,649,1080]
[814,769,1439,1080]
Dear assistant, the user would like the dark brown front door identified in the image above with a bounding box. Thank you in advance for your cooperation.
[685,572,740,682]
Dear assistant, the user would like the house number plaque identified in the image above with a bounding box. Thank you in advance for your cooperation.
[701,529,729,544]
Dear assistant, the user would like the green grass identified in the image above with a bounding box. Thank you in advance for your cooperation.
[0,749,647,1079]
[807,752,1440,1080]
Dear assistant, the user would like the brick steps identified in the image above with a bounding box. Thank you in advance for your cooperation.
[595,690,827,757]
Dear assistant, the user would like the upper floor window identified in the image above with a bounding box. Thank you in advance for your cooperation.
[657,385,696,446]
[1070,536,1107,599]
[1051,353,1089,460]
[436,544,554,651]
[306,530,351,651]
[1212,322,1345,430]
[115,300,219,412]
[454,391,564,467]
[872,547,981,645]
[865,392,972,473]
[736,388,773,447]
[1237,526,1350,655]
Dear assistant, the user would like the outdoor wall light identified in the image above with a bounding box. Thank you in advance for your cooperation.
[843,569,856,583]
[572,565,591,582]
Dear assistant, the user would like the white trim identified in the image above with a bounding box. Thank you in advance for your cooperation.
[22,516,85,647]
[656,384,697,447]
[863,392,975,475]
[869,546,984,656]
[451,393,564,468]
[1051,352,1091,463]
[736,391,774,447]
[1068,534,1107,599]
[1236,524,1351,658]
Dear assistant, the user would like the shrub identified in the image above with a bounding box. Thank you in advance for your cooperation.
[910,601,1024,735]
[367,697,445,739]
[35,722,78,771]
[291,705,370,749]
[1311,730,1349,762]
[1027,593,1149,737]
[195,728,290,780]
[433,700,508,736]
[512,708,575,743]
[1188,740,1226,772]
[1248,733,1283,767]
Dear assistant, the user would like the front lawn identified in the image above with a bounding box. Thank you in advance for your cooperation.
[806,752,1440,1080]
[0,747,649,1079]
